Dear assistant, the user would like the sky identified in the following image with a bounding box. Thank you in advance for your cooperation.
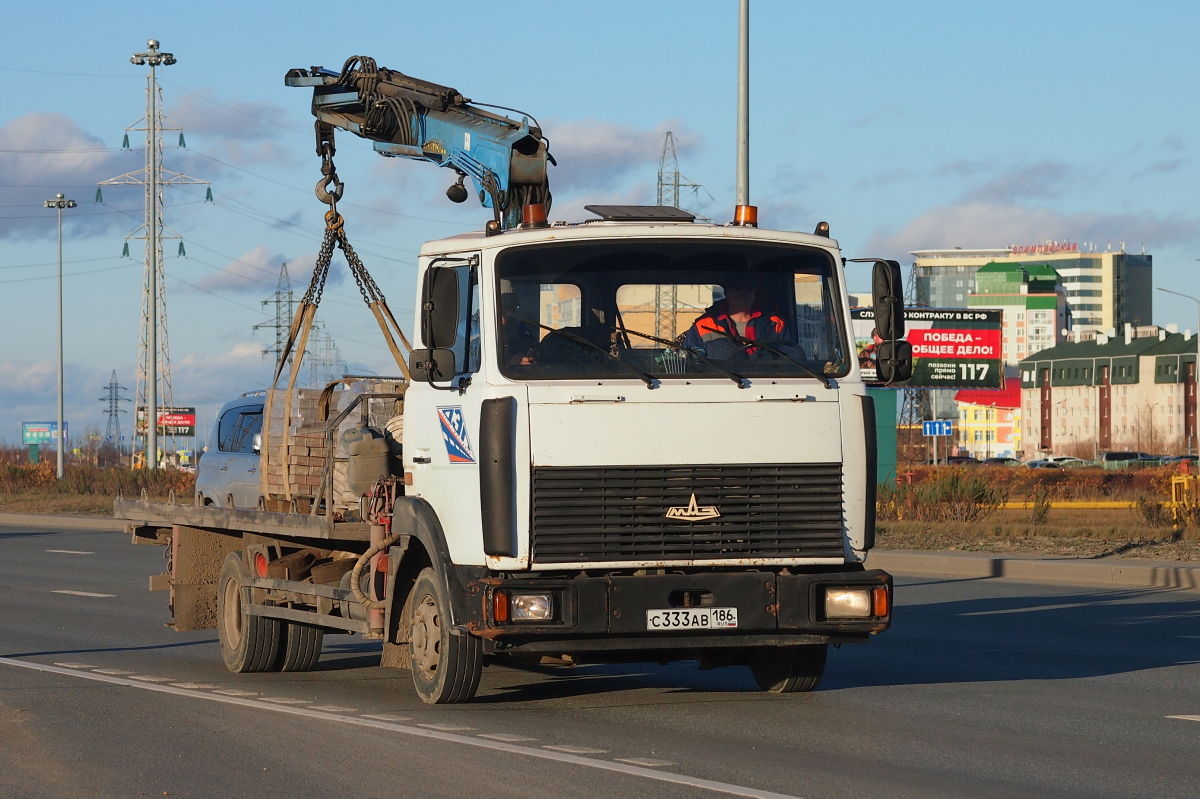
[3,0,1199,446]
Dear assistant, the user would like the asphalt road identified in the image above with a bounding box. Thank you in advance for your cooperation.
[1,523,1198,799]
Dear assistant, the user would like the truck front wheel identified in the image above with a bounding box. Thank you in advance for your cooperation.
[408,568,482,704]
[750,644,828,693]
[217,552,281,673]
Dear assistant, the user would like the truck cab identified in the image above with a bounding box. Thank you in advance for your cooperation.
[398,212,890,695]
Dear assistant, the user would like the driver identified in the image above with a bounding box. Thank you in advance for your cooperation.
[683,275,791,358]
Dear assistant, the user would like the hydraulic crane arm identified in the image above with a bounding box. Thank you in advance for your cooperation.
[285,56,552,229]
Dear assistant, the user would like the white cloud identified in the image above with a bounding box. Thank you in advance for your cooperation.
[547,118,701,198]
[190,247,343,295]
[166,91,292,142]
[0,113,141,241]
[864,201,1200,261]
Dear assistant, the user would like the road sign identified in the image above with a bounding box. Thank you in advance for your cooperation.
[922,420,953,437]
[22,421,67,445]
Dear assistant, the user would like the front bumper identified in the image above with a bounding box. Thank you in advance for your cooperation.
[463,568,891,655]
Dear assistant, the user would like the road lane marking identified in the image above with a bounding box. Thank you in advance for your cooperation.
[0,657,803,799]
[545,745,608,754]
[418,723,474,732]
[128,676,173,683]
[46,550,94,555]
[309,705,358,713]
[262,697,310,705]
[618,759,676,767]
[53,663,97,669]
[52,590,115,598]
[478,733,535,743]
[1167,715,1200,722]
[214,690,259,697]
[1175,635,1200,639]
[361,713,412,721]
[170,683,215,689]
[92,669,133,675]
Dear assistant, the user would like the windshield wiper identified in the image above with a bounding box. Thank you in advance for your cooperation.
[707,329,833,389]
[616,326,750,389]
[518,318,657,388]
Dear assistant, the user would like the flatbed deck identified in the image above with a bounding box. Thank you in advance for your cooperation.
[114,498,371,541]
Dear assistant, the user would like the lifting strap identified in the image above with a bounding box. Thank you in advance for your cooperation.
[260,126,413,504]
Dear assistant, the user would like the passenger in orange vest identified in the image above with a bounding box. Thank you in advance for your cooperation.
[683,275,792,359]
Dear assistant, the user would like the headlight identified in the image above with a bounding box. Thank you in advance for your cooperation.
[824,588,872,619]
[511,593,554,621]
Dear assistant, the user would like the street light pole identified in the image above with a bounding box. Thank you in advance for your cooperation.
[1158,285,1200,337]
[44,193,76,480]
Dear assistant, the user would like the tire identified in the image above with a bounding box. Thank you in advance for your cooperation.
[750,644,828,693]
[408,567,482,704]
[217,552,281,673]
[275,622,324,672]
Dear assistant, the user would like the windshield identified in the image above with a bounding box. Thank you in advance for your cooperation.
[495,238,849,381]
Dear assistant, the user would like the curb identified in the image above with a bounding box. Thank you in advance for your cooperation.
[0,512,126,531]
[868,549,1200,592]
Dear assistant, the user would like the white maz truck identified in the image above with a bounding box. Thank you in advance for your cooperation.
[117,59,906,704]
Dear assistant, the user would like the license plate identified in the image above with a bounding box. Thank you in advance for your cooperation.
[646,607,738,630]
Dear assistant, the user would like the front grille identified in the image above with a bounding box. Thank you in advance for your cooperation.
[531,463,844,563]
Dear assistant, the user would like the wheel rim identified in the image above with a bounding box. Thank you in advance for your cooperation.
[411,592,441,679]
[221,575,243,650]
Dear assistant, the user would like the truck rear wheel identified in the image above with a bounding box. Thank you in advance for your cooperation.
[217,552,280,673]
[750,644,827,693]
[408,568,481,704]
[275,622,324,672]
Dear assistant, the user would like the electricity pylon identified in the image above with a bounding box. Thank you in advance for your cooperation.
[100,370,131,447]
[655,132,713,340]
[97,39,210,468]
[254,262,296,381]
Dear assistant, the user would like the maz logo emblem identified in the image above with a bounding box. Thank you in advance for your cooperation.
[665,493,721,522]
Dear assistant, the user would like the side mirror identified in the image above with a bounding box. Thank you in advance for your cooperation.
[252,433,262,454]
[870,259,912,385]
[422,267,460,349]
[871,259,905,341]
[876,340,914,383]
[409,348,457,383]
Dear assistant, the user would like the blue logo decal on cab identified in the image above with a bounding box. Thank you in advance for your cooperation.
[436,406,475,464]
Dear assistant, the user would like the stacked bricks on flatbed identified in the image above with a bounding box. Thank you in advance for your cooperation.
[265,388,343,513]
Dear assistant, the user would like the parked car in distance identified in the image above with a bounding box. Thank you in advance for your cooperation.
[945,456,980,466]
[195,393,265,509]
[1025,457,1089,469]
[1101,451,1161,469]
[1160,455,1199,466]
[984,457,1021,466]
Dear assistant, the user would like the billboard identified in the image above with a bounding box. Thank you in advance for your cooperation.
[22,421,67,445]
[136,406,197,437]
[852,308,1003,389]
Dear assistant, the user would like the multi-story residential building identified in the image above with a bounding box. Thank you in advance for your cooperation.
[954,383,1022,459]
[968,261,1070,365]
[912,243,1152,334]
[1018,325,1198,459]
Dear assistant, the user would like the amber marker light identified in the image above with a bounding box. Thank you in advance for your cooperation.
[493,591,509,623]
[255,552,269,578]
[873,586,890,618]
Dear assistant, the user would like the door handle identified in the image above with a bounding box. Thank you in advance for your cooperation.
[247,467,257,473]
[219,465,229,471]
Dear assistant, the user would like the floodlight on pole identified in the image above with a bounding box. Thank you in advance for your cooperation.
[44,193,76,480]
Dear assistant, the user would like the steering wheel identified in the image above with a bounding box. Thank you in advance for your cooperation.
[731,338,807,360]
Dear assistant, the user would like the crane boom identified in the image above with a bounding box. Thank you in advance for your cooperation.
[285,56,551,229]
